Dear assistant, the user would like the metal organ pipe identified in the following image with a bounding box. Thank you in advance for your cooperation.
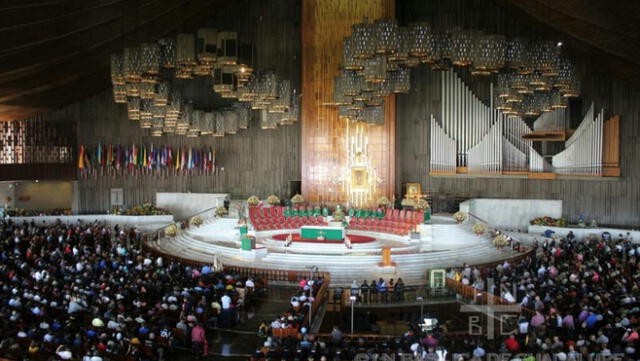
[552,103,603,176]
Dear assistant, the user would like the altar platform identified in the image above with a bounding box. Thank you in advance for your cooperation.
[271,233,375,244]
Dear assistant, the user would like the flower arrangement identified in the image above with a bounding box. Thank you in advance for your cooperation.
[7,208,72,217]
[333,208,346,222]
[377,197,390,208]
[108,202,171,216]
[247,196,260,207]
[414,199,430,210]
[472,222,487,236]
[401,198,414,207]
[493,234,508,248]
[267,195,280,206]
[453,211,467,223]
[165,224,178,237]
[291,194,305,204]
[108,206,122,215]
[190,215,204,227]
[215,206,228,217]
[530,217,567,227]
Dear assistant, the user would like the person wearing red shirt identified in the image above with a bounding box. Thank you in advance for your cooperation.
[504,334,520,352]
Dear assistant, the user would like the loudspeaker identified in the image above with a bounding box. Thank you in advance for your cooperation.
[289,180,301,198]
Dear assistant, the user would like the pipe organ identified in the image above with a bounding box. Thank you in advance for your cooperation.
[432,69,534,175]
[533,108,567,131]
[430,71,615,179]
[552,103,604,176]
[429,114,457,174]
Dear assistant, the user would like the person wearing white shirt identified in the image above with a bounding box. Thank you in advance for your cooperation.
[221,294,231,309]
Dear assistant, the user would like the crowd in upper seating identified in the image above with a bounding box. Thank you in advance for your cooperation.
[0,219,260,361]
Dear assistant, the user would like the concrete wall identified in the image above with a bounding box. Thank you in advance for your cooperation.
[156,192,229,220]
[460,198,562,231]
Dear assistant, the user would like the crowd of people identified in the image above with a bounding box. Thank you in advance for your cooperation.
[348,278,406,304]
[250,232,640,361]
[259,278,325,339]
[0,219,261,361]
[449,233,640,360]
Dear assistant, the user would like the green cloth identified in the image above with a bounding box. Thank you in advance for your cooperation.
[424,210,431,223]
[322,207,329,217]
[241,236,254,250]
[348,208,355,217]
[356,209,362,218]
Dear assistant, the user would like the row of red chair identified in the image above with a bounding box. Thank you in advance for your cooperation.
[349,223,412,235]
[253,219,329,231]
[383,208,423,224]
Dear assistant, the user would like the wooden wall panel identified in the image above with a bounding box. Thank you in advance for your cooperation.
[301,0,395,205]
[395,0,640,227]
[20,0,301,214]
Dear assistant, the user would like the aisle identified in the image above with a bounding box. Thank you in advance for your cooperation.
[174,286,299,361]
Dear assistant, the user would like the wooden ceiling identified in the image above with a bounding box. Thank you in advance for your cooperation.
[0,0,226,121]
[1,0,639,121]
[502,0,640,83]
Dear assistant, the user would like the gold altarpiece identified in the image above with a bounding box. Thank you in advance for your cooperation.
[301,0,396,207]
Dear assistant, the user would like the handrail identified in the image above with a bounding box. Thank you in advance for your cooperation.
[303,273,330,327]
[445,278,535,316]
[151,205,219,239]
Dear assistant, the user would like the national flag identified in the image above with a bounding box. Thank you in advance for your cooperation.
[78,145,85,169]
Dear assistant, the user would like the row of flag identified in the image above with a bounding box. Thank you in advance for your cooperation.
[77,143,215,178]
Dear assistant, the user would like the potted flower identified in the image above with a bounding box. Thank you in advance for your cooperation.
[377,197,390,208]
[247,196,260,207]
[493,234,508,249]
[291,194,305,205]
[333,208,346,222]
[215,206,228,217]
[190,215,204,227]
[414,199,430,210]
[267,195,280,206]
[472,222,487,236]
[165,224,178,237]
[452,211,467,224]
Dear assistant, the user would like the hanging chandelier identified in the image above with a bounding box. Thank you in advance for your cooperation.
[110,26,299,138]
[334,18,582,123]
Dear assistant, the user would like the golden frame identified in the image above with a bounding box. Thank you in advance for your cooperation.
[403,182,422,199]
[350,167,369,190]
